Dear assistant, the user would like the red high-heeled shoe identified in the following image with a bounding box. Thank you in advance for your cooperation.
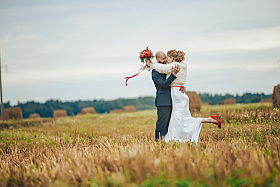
[210,115,221,129]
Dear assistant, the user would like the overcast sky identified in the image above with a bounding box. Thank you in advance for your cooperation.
[0,0,280,105]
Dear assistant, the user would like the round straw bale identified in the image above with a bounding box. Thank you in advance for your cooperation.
[123,105,136,112]
[259,98,272,103]
[109,109,124,114]
[272,84,280,108]
[2,107,23,121]
[80,107,96,115]
[221,98,236,105]
[29,113,40,119]
[185,91,202,112]
[202,102,209,106]
[53,109,67,119]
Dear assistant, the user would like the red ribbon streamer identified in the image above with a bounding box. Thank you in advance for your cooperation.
[125,65,147,86]
[172,85,185,91]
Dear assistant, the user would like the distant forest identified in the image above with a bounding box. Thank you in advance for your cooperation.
[199,92,272,105]
[2,92,272,119]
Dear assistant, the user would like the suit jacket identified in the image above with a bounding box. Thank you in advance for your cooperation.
[152,69,176,107]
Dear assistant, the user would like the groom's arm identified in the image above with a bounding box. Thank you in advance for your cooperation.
[152,70,176,89]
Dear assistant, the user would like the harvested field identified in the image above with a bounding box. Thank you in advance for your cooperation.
[221,98,236,105]
[109,109,124,113]
[0,103,279,186]
[259,98,272,103]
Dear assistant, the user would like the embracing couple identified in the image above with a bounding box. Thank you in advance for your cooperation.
[146,50,221,142]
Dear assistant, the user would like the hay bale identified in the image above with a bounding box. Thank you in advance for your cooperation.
[259,98,272,103]
[109,109,124,114]
[80,107,96,115]
[185,91,202,112]
[53,109,67,119]
[221,98,236,105]
[123,105,136,112]
[29,113,40,119]
[272,84,280,108]
[2,107,23,121]
[202,102,209,106]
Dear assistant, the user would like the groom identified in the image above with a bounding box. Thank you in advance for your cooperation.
[146,51,180,141]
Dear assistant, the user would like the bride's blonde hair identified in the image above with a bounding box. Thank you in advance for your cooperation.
[167,50,185,62]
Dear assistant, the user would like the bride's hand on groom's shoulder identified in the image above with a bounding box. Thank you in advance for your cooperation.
[180,87,186,93]
[172,64,180,75]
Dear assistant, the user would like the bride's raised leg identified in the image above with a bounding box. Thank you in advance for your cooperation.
[201,118,221,127]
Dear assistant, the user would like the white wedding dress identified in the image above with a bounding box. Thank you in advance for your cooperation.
[150,61,202,143]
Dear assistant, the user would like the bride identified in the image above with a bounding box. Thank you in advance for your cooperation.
[146,50,221,143]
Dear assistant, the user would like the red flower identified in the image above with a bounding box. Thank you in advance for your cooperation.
[138,47,154,63]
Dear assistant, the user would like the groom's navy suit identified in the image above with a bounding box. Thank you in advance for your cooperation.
[152,69,176,141]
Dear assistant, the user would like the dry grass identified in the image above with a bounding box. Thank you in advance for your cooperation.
[0,103,279,186]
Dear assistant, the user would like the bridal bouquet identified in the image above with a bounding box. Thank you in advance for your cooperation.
[139,47,154,63]
[125,47,154,86]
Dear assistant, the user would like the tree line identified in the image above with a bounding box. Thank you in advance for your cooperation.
[2,97,156,119]
[199,92,271,105]
[1,92,271,119]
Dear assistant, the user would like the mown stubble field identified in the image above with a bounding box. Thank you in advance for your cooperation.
[0,103,279,187]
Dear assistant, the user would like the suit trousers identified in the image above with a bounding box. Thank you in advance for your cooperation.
[155,105,172,141]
